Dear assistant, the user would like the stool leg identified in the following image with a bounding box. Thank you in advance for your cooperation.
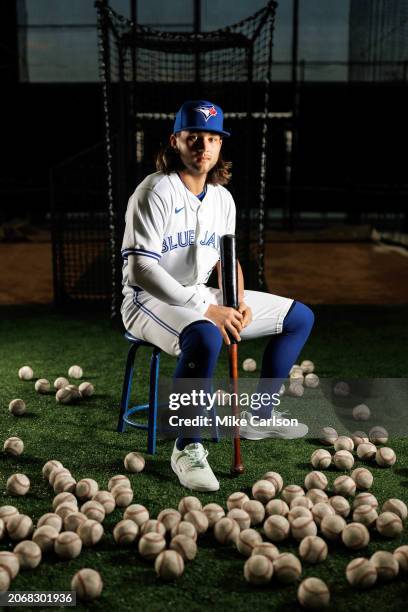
[117,343,138,433]
[147,348,161,454]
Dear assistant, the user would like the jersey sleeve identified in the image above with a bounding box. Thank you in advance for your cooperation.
[121,187,168,261]
[225,191,236,235]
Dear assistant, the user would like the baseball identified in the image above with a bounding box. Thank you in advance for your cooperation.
[306,489,328,505]
[6,473,30,496]
[34,378,50,393]
[375,447,396,467]
[242,358,257,372]
[265,499,289,517]
[304,471,328,491]
[71,568,103,601]
[252,479,276,503]
[213,517,240,545]
[290,370,304,383]
[32,525,59,553]
[77,519,104,546]
[92,490,115,514]
[113,519,139,546]
[393,545,408,573]
[65,384,81,401]
[291,516,318,541]
[352,403,370,421]
[111,486,133,508]
[299,536,328,564]
[178,496,202,516]
[382,498,407,520]
[54,531,82,559]
[318,426,338,445]
[8,398,26,416]
[53,492,77,510]
[351,468,373,490]
[226,509,250,531]
[68,365,83,379]
[13,540,41,569]
[244,555,273,585]
[290,497,313,510]
[78,381,94,397]
[3,436,24,456]
[54,475,76,494]
[54,376,69,390]
[64,512,87,532]
[42,459,63,479]
[0,518,4,540]
[304,373,319,388]
[170,521,197,542]
[80,501,105,523]
[242,500,265,526]
[227,491,250,510]
[300,359,315,373]
[0,568,10,593]
[157,508,181,532]
[370,550,399,581]
[353,492,379,510]
[290,364,302,375]
[288,382,304,397]
[124,451,145,473]
[310,449,332,469]
[18,366,33,380]
[263,515,290,542]
[334,436,354,452]
[311,503,335,527]
[155,550,184,581]
[138,532,166,560]
[202,503,225,527]
[49,466,71,486]
[55,387,73,404]
[369,425,389,445]
[236,528,263,556]
[0,506,19,527]
[288,507,313,525]
[333,381,350,396]
[342,522,370,549]
[0,551,20,580]
[273,552,302,584]
[37,513,62,532]
[352,504,378,527]
[346,557,377,588]
[141,519,166,537]
[262,471,284,493]
[329,495,351,517]
[297,577,330,609]
[357,442,377,461]
[320,514,346,540]
[376,511,403,537]
[333,476,356,497]
[251,542,280,562]
[333,450,355,470]
[108,474,130,491]
[55,501,78,521]
[351,431,369,446]
[124,503,149,526]
[170,534,197,561]
[76,478,99,500]
[281,484,305,504]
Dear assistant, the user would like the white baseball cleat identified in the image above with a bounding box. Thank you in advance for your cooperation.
[171,441,220,492]
[239,409,308,440]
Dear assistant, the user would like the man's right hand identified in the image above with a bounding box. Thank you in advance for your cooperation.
[204,304,243,345]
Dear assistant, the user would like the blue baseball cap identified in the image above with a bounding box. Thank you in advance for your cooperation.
[173,100,230,137]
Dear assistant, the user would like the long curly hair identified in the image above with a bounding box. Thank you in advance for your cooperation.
[155,144,232,186]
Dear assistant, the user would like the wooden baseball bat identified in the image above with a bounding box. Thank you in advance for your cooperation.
[220,234,244,475]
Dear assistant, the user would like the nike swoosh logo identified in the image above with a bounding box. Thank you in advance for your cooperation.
[175,207,185,214]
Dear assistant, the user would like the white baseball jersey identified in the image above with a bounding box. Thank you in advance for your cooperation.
[121,171,236,312]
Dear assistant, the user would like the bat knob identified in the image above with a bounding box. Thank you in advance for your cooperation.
[230,463,245,476]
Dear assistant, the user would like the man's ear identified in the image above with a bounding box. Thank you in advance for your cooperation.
[170,134,177,149]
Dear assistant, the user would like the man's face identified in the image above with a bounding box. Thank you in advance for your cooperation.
[171,130,223,176]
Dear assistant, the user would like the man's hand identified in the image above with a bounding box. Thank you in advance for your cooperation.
[204,304,243,345]
[238,301,253,329]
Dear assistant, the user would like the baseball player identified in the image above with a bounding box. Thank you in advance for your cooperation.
[121,100,314,492]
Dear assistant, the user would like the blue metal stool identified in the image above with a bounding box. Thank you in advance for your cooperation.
[118,331,220,454]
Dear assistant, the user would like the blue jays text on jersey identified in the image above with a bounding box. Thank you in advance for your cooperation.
[162,230,221,253]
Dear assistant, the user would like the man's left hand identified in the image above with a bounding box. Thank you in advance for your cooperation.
[238,301,253,329]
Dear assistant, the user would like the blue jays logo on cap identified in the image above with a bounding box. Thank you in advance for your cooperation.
[173,100,230,137]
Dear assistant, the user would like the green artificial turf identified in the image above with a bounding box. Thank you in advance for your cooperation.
[0,304,407,612]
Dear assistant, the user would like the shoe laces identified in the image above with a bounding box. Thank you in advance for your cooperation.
[179,443,209,470]
[272,409,290,419]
